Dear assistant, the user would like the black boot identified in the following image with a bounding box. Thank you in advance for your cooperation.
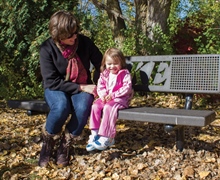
[56,129,75,167]
[38,124,59,167]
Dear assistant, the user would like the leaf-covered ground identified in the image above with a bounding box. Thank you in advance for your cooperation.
[1,94,220,180]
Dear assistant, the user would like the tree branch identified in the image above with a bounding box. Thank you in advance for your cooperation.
[90,0,129,21]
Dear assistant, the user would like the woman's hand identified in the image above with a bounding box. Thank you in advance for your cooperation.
[79,84,97,97]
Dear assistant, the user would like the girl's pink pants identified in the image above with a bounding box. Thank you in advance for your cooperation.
[89,98,124,138]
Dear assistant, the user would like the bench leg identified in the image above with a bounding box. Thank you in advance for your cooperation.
[175,126,184,151]
[164,125,184,151]
[175,94,193,151]
[27,110,48,116]
[165,94,193,151]
[185,94,193,109]
[27,110,36,116]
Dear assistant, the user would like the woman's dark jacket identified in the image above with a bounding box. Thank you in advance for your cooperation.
[39,34,102,95]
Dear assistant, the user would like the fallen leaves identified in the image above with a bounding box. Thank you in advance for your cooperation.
[1,94,220,179]
[199,171,210,179]
[183,166,195,178]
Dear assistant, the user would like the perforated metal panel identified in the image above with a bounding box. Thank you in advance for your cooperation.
[170,55,220,93]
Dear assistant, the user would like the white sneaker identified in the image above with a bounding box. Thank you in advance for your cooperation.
[93,137,115,150]
[86,135,99,151]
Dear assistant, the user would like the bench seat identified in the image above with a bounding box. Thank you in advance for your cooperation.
[119,107,215,127]
[8,100,215,127]
[7,100,49,114]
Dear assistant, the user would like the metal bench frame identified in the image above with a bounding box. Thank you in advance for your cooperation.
[7,54,220,151]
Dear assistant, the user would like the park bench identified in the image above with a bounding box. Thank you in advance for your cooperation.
[7,54,220,151]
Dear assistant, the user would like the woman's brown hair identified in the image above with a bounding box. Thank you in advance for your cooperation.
[100,48,127,72]
[49,10,79,42]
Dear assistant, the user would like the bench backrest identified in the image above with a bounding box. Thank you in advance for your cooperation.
[126,54,220,94]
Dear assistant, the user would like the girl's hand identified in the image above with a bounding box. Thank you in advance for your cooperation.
[105,94,112,102]
[101,96,106,103]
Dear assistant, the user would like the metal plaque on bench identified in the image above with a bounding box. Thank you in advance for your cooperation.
[127,54,220,94]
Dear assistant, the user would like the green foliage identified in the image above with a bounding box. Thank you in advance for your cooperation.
[168,0,182,35]
[122,26,173,56]
[1,0,220,100]
[148,26,173,55]
[91,11,116,53]
[0,0,78,100]
[193,1,220,54]
[121,27,137,55]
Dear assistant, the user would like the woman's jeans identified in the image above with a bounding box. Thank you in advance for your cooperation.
[44,88,94,136]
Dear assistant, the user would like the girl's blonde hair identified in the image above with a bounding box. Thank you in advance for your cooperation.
[100,48,127,72]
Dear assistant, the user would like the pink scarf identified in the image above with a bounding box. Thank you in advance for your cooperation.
[57,39,87,84]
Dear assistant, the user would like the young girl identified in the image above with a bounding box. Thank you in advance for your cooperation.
[86,48,133,151]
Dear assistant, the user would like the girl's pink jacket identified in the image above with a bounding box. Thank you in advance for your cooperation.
[97,69,133,108]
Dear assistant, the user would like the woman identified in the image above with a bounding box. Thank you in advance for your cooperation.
[39,10,102,167]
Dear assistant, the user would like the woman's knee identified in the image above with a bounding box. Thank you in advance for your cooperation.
[52,100,70,113]
[72,93,94,112]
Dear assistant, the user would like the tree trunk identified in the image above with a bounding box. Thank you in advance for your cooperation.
[134,0,148,54]
[106,0,126,49]
[135,0,148,34]
[90,0,171,45]
[91,0,126,49]
[146,0,171,40]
